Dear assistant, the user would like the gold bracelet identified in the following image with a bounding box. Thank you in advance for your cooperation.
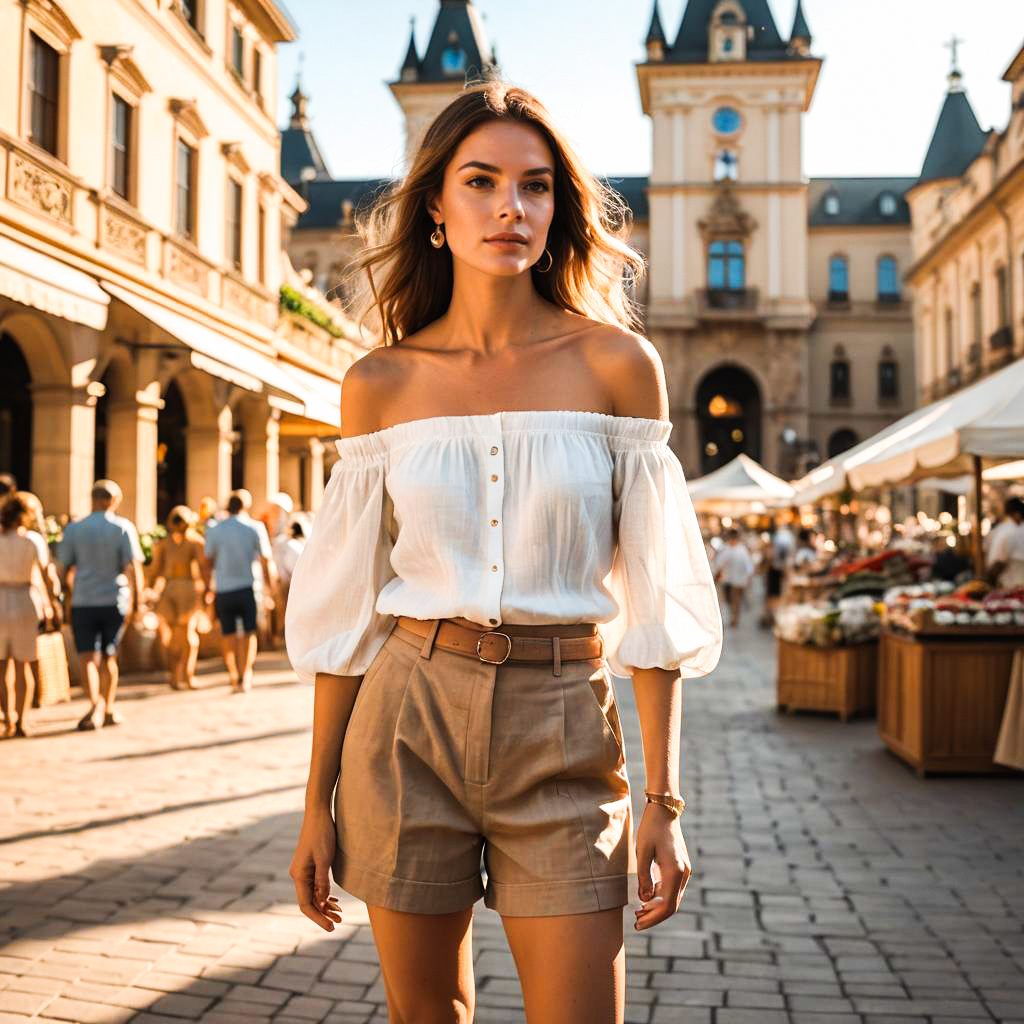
[644,791,686,818]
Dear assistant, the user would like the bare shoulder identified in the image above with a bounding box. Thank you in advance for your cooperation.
[339,345,406,438]
[578,321,669,421]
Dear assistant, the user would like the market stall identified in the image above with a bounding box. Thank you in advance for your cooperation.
[686,454,795,516]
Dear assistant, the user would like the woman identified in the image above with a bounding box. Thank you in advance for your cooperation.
[149,506,209,690]
[0,495,55,737]
[285,82,722,1023]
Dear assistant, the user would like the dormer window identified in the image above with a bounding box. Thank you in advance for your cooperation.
[441,31,466,76]
[710,0,747,62]
[879,192,898,217]
[824,191,840,216]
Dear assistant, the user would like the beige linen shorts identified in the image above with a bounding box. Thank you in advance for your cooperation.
[333,619,633,917]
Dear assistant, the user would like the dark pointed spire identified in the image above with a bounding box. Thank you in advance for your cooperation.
[400,17,419,81]
[918,56,987,184]
[790,0,811,44]
[646,1,666,45]
[289,58,308,129]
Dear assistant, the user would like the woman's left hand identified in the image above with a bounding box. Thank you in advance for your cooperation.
[634,803,691,930]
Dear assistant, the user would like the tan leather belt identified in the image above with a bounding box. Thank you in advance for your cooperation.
[395,616,604,675]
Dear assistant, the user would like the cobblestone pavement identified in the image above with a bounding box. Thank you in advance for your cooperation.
[1,613,1022,1024]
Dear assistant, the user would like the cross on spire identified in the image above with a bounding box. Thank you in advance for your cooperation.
[945,34,963,74]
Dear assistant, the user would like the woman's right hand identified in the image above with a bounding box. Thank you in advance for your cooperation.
[289,807,343,931]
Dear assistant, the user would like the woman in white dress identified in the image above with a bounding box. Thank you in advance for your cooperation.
[285,82,722,1023]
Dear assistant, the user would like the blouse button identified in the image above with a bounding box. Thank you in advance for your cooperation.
[490,474,498,482]
[489,617,498,625]
[491,565,498,572]
[490,519,498,527]
[490,446,498,455]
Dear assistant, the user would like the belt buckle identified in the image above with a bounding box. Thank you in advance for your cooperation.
[476,631,513,665]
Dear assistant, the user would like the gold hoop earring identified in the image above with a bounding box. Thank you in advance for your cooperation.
[430,225,445,249]
[536,248,553,273]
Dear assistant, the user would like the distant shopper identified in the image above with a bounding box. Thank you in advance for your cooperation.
[989,496,1024,589]
[765,517,795,616]
[0,495,55,737]
[57,480,144,730]
[714,529,755,627]
[150,506,211,691]
[204,489,279,692]
[792,528,818,571]
[197,495,219,532]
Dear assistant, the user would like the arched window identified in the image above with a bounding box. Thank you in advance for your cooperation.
[828,255,849,303]
[878,346,899,401]
[709,239,745,291]
[713,149,738,182]
[827,428,858,459]
[830,346,851,403]
[877,256,900,301]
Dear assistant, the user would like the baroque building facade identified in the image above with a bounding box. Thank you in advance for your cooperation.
[0,0,358,529]
[283,0,920,479]
[905,41,1024,402]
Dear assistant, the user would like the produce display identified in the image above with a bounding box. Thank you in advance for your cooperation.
[775,595,882,648]
[883,580,1024,633]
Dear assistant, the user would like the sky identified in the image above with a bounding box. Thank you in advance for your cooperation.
[275,0,1024,182]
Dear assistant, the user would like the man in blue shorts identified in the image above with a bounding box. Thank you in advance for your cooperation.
[204,489,279,692]
[58,480,145,730]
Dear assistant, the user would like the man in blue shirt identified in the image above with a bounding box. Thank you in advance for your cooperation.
[204,488,278,692]
[57,479,145,730]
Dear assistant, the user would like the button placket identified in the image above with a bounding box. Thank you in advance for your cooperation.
[485,423,504,627]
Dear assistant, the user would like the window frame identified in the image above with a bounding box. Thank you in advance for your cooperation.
[256,201,267,285]
[876,255,900,302]
[708,239,745,291]
[108,91,134,202]
[828,255,849,304]
[252,46,263,107]
[174,135,198,242]
[829,355,851,404]
[226,173,244,273]
[27,30,60,157]
[996,265,1010,328]
[878,351,899,401]
[229,21,245,81]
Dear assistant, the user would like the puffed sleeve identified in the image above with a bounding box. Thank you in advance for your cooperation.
[600,435,723,679]
[285,437,397,684]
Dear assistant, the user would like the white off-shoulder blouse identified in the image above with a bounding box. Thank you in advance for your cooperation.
[284,409,722,683]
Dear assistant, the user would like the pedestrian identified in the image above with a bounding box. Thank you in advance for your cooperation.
[197,495,219,532]
[714,528,755,626]
[284,82,723,1023]
[0,474,16,500]
[0,494,56,737]
[763,515,795,622]
[792,528,818,571]
[204,488,279,692]
[272,519,305,621]
[57,479,144,731]
[988,496,1024,588]
[149,506,210,691]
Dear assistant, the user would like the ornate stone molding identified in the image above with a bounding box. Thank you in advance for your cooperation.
[223,275,276,329]
[101,202,146,265]
[168,98,208,140]
[98,45,151,98]
[221,142,251,175]
[698,185,757,239]
[22,0,80,49]
[8,150,72,224]
[165,238,209,296]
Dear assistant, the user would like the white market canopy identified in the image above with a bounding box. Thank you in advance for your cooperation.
[790,356,1024,503]
[686,453,795,514]
[848,355,1024,489]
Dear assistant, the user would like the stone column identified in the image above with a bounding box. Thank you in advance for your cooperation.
[242,410,280,506]
[186,405,233,509]
[107,389,162,532]
[305,437,326,512]
[278,447,302,506]
[31,385,95,520]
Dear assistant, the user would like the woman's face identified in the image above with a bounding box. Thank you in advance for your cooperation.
[429,120,556,278]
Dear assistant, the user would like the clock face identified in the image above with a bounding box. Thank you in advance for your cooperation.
[713,106,742,135]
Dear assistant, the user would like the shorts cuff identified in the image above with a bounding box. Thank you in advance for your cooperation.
[483,873,629,917]
[333,848,484,915]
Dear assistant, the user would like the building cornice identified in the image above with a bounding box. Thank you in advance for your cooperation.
[905,154,1024,284]
[635,57,821,114]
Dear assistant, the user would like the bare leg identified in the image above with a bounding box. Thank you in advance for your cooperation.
[12,661,32,735]
[221,635,239,686]
[1,657,11,733]
[366,905,475,1024]
[99,654,119,711]
[502,907,625,1024]
[731,585,745,626]
[238,633,257,688]
[79,653,101,708]
[183,620,200,687]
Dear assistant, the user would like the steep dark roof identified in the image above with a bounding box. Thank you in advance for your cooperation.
[400,24,419,76]
[645,1,666,46]
[409,0,494,84]
[790,0,811,42]
[294,179,392,230]
[808,178,915,227]
[667,0,794,62]
[281,125,332,184]
[605,176,649,222]
[918,88,988,184]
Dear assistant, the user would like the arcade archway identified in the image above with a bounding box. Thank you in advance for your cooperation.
[696,364,762,474]
[0,333,32,490]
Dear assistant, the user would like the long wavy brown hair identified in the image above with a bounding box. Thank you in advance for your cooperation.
[345,80,645,345]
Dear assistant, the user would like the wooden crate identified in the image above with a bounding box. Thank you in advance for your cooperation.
[776,638,878,721]
[877,629,1023,777]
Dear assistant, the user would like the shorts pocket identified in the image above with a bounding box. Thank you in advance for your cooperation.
[562,662,626,775]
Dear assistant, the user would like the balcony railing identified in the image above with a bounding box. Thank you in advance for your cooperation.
[695,287,760,318]
[990,325,1014,351]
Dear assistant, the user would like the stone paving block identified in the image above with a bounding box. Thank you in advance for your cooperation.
[716,1010,789,1023]
[148,992,214,1018]
[37,996,136,1022]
